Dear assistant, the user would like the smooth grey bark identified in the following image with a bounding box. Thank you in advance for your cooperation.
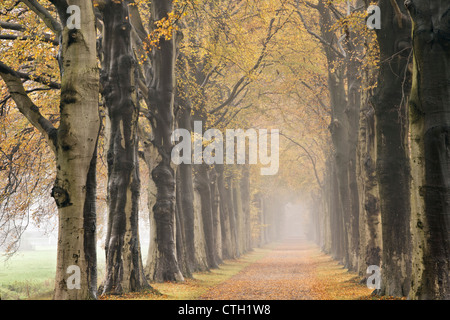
[233,175,244,256]
[140,129,163,280]
[210,167,223,263]
[371,0,412,297]
[217,164,234,259]
[344,28,362,272]
[174,93,211,272]
[51,0,100,300]
[175,167,192,278]
[98,0,150,294]
[194,163,219,269]
[356,73,382,279]
[406,0,450,300]
[321,158,332,253]
[329,158,344,261]
[227,176,239,257]
[147,0,183,282]
[174,91,197,275]
[316,0,348,264]
[0,2,100,299]
[240,165,252,253]
[2,0,101,300]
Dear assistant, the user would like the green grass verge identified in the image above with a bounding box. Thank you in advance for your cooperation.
[0,246,109,300]
[1,244,272,300]
[0,248,56,300]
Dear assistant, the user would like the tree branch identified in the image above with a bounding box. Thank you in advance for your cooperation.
[0,33,59,45]
[0,61,57,153]
[12,68,60,89]
[294,1,346,59]
[280,131,323,189]
[47,0,69,28]
[389,0,404,28]
[210,16,282,115]
[0,21,25,31]
[20,0,62,34]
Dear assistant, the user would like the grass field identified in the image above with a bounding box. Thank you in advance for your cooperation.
[0,244,269,300]
[0,247,57,300]
[0,246,110,300]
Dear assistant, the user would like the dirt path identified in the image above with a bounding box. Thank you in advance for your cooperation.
[199,237,372,300]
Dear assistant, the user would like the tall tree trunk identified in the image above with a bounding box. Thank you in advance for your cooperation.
[210,168,223,263]
[227,177,239,256]
[357,80,382,279]
[194,163,219,269]
[321,159,332,253]
[191,107,219,269]
[175,168,191,278]
[52,0,100,300]
[406,0,450,300]
[174,93,197,274]
[217,164,234,259]
[345,27,362,271]
[316,0,349,266]
[147,0,183,282]
[0,0,100,299]
[344,59,361,271]
[260,196,268,245]
[192,187,210,270]
[233,175,245,255]
[372,0,412,297]
[329,159,344,261]
[241,165,252,252]
[99,0,149,295]
[141,140,159,279]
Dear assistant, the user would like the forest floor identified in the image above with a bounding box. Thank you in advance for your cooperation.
[199,237,373,300]
[102,237,395,300]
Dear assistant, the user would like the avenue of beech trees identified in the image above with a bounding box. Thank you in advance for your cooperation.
[0,0,449,301]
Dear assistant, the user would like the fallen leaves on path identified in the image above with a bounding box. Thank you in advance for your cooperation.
[200,238,374,300]
[100,238,406,300]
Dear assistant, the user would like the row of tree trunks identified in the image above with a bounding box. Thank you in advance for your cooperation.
[316,0,450,300]
[317,0,358,269]
[318,0,412,297]
[146,44,260,279]
[314,0,411,294]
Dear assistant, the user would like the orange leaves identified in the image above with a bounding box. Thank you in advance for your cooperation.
[146,13,179,49]
[201,239,373,300]
[96,239,403,301]
[141,1,188,53]
[99,288,164,300]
